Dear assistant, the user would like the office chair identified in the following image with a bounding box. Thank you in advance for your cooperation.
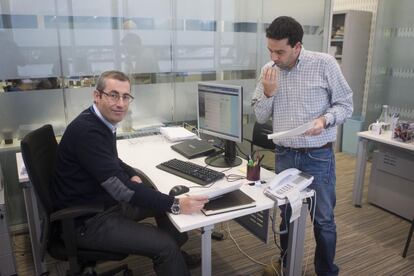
[21,125,132,276]
[402,217,414,258]
[244,120,275,171]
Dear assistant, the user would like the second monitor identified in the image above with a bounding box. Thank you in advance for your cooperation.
[197,82,243,168]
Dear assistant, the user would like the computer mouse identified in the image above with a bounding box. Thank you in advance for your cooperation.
[169,185,190,196]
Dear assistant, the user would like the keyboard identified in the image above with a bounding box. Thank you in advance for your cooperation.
[156,158,225,185]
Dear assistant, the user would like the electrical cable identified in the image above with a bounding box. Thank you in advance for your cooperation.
[225,222,268,267]
[225,174,245,182]
[235,143,249,159]
[270,254,281,276]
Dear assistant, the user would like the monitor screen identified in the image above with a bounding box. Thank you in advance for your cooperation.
[197,82,243,167]
[197,82,243,143]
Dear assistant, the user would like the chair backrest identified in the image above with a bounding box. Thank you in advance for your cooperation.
[252,121,274,150]
[20,124,57,215]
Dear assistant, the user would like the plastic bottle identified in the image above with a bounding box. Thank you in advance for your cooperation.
[122,110,133,132]
[378,105,390,130]
[378,105,389,123]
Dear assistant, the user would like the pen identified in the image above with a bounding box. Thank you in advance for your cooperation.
[258,154,265,165]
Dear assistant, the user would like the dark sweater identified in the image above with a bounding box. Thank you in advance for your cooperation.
[52,107,174,212]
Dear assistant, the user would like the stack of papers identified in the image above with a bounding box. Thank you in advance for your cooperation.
[160,127,197,142]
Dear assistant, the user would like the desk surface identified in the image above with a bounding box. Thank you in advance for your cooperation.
[358,131,414,151]
[16,152,29,183]
[14,134,303,233]
[117,135,278,232]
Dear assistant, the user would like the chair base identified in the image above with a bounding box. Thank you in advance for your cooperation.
[80,264,131,276]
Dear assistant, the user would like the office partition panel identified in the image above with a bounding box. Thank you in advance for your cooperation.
[365,0,414,125]
[0,0,331,227]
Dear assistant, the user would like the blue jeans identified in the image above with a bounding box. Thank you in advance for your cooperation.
[275,145,339,276]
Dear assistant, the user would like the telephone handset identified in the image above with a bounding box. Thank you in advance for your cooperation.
[264,168,314,200]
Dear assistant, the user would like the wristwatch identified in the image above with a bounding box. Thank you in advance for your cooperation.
[171,198,181,215]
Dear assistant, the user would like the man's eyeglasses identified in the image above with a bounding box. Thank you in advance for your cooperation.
[98,90,134,104]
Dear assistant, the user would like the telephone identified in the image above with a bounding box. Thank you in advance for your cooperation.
[264,168,314,200]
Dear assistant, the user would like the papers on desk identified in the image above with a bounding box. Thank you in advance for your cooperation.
[285,190,302,223]
[160,127,197,142]
[267,121,314,140]
[20,166,27,178]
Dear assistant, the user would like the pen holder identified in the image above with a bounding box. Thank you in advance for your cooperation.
[246,165,260,181]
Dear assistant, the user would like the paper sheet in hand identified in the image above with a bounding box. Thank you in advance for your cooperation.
[189,183,242,199]
[267,121,314,140]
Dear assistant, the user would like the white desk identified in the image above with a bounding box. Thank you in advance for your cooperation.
[352,131,414,206]
[117,135,312,276]
[16,152,48,276]
[15,135,311,276]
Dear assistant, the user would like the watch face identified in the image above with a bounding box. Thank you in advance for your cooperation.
[171,199,180,214]
[172,205,180,214]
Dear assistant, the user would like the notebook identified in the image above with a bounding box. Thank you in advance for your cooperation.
[171,139,216,159]
[201,189,256,216]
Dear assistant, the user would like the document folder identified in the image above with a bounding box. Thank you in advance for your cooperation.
[201,189,256,216]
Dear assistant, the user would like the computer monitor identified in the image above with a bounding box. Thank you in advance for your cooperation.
[197,82,243,167]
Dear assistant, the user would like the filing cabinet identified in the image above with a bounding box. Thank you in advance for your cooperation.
[368,145,414,220]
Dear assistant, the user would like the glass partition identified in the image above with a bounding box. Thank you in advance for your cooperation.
[1,0,330,137]
[0,0,65,143]
[365,0,414,125]
[0,0,330,226]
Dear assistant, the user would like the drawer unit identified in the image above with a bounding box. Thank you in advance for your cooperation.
[368,145,414,220]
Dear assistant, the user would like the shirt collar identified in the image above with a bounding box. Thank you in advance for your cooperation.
[294,46,306,69]
[92,104,117,134]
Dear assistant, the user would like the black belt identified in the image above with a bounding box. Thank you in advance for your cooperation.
[276,142,333,153]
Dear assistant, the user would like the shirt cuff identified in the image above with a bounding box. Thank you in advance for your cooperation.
[323,113,335,128]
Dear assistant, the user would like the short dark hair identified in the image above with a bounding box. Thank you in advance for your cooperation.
[96,70,130,91]
[266,16,303,47]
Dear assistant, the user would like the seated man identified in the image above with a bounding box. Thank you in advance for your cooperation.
[52,70,208,276]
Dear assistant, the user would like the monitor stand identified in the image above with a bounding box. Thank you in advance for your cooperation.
[205,140,242,168]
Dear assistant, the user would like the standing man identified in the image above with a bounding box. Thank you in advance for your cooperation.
[53,70,208,276]
[252,17,353,276]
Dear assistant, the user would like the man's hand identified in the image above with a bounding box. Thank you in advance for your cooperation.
[305,117,326,136]
[262,66,279,98]
[130,175,142,184]
[179,195,209,214]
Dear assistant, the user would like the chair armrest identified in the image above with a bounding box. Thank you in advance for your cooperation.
[133,167,157,189]
[50,205,104,222]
